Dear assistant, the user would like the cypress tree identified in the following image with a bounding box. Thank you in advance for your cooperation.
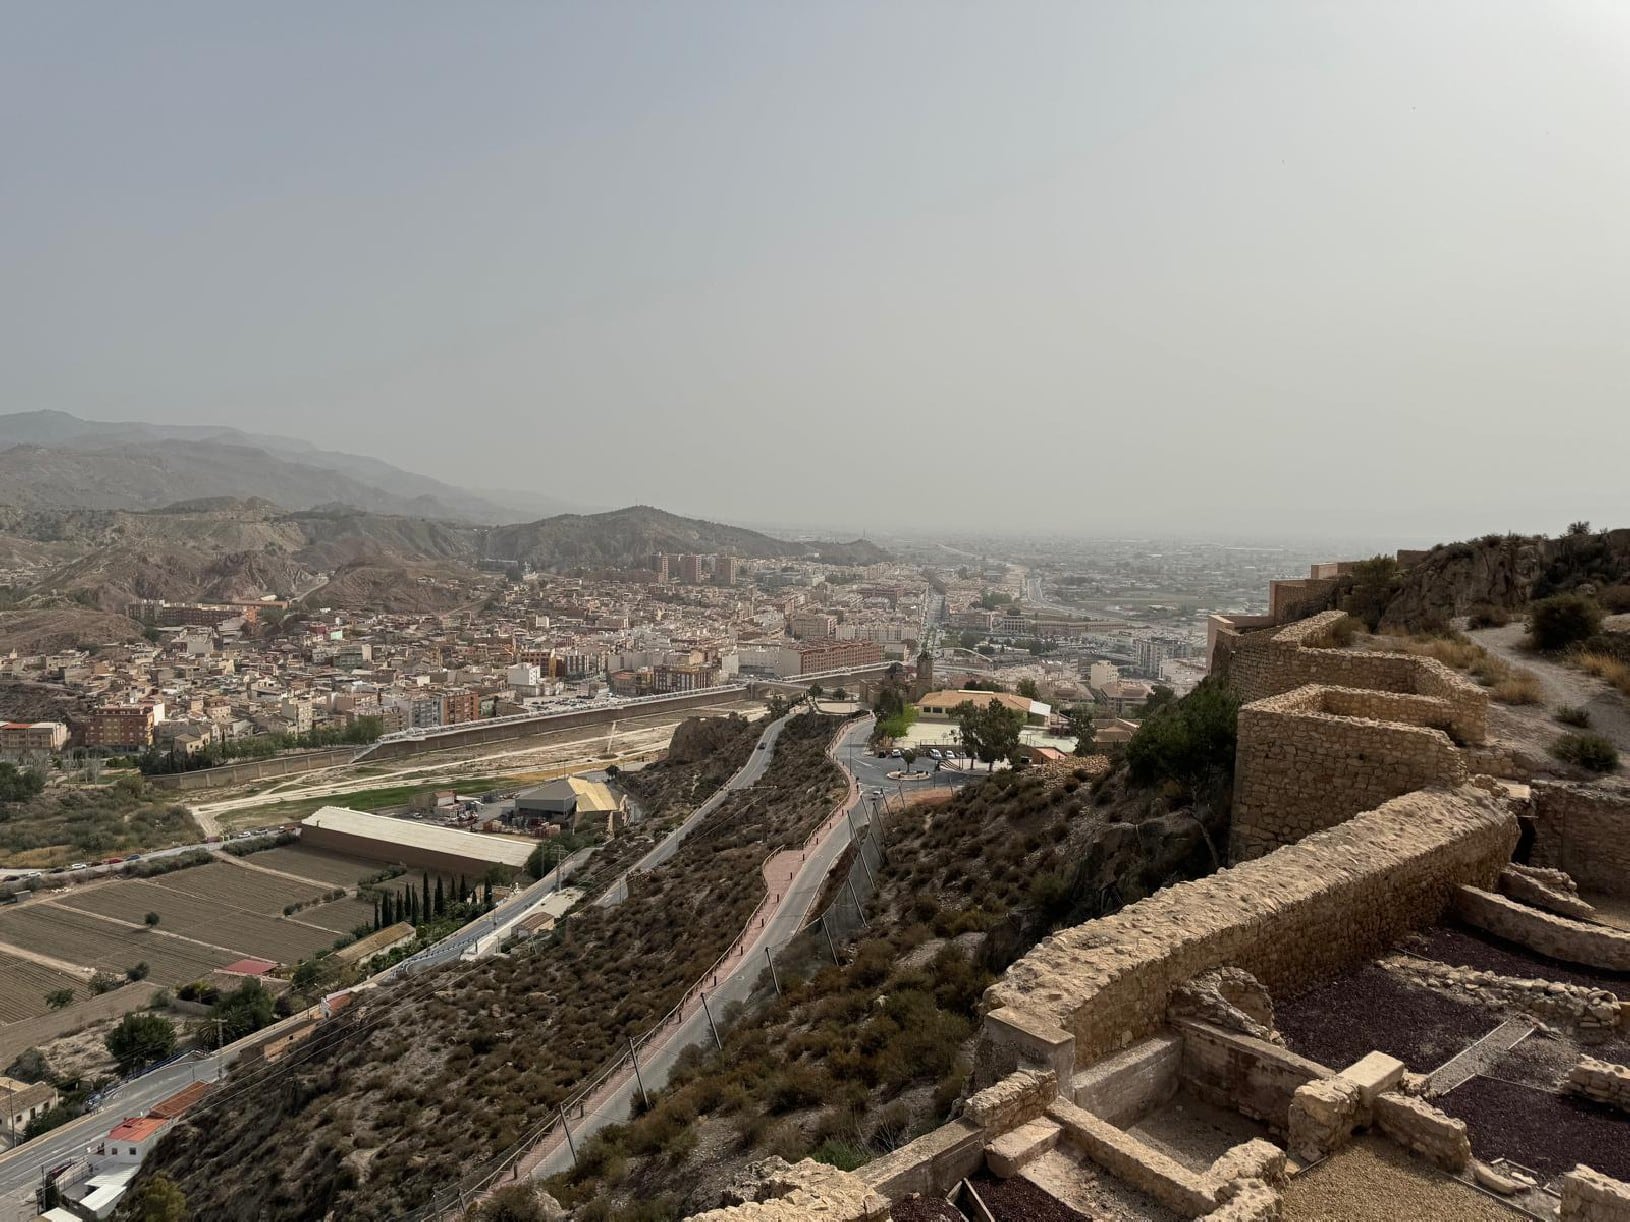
[422,873,431,918]
[482,879,494,911]
[434,877,445,917]
[372,897,380,930]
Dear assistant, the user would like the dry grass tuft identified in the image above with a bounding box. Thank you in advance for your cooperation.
[1490,673,1544,706]
[1383,632,1543,704]
[1575,651,1630,698]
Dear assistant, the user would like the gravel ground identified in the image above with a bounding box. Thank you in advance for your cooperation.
[1276,963,1500,1072]
[1129,1091,1274,1173]
[1407,924,1630,999]
[1282,1136,1517,1221]
[968,1170,1093,1222]
[890,1194,965,1222]
[1487,1027,1630,1089]
[1010,1149,1182,1222]
[1440,1075,1630,1181]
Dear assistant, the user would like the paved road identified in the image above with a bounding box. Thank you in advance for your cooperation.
[596,713,789,907]
[0,1049,230,1210]
[532,717,884,1175]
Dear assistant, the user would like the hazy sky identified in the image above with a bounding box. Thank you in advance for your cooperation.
[3,3,1627,538]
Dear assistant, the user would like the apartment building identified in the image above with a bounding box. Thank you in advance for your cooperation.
[80,705,155,750]
[714,556,739,586]
[777,639,883,677]
[788,611,837,640]
[0,721,69,755]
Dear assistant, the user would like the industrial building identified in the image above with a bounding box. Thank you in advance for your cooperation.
[300,806,535,876]
[513,776,627,833]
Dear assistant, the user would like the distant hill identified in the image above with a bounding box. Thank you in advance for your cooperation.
[0,499,892,633]
[480,505,888,570]
[0,410,578,524]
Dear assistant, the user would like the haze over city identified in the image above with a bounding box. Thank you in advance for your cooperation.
[5,2,1628,538]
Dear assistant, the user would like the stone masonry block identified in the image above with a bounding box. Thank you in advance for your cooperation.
[1338,1051,1406,1109]
[985,1118,1061,1178]
[1287,1077,1361,1163]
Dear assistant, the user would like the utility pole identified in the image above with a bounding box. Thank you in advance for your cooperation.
[627,1036,649,1111]
[558,1106,577,1169]
[700,991,722,1049]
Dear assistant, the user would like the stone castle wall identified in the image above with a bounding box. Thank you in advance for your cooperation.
[982,787,1516,1075]
[1531,780,1630,900]
[1230,685,1471,862]
[1222,611,1487,745]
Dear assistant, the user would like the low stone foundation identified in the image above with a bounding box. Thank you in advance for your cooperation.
[1454,885,1630,971]
[1177,1021,1330,1135]
[1500,863,1599,921]
[1561,1165,1630,1221]
[1371,1093,1471,1172]
[1565,1056,1630,1115]
[1072,1033,1181,1127]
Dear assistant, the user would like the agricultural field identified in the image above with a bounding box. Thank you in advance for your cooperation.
[55,886,339,964]
[297,895,379,936]
[0,951,85,1023]
[151,860,330,912]
[0,905,234,984]
[248,846,383,888]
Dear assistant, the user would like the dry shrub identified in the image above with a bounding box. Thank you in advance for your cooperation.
[1575,652,1630,697]
[1490,671,1544,706]
[1602,585,1630,614]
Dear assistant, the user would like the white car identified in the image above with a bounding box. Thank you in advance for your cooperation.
[928,749,942,760]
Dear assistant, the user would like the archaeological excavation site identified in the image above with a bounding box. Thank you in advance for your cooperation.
[689,607,1630,1222]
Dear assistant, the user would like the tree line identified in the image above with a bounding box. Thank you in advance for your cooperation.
[136,715,385,775]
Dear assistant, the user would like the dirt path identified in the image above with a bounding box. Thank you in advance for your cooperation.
[1467,623,1630,773]
[0,937,94,979]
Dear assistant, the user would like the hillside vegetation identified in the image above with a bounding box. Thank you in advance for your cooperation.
[543,690,1238,1218]
[131,713,847,1221]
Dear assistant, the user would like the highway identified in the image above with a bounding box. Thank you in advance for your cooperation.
[596,711,790,907]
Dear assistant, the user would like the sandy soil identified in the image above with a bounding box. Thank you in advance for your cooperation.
[1283,1137,1517,1221]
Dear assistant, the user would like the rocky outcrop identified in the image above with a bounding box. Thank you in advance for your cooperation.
[1380,529,1630,630]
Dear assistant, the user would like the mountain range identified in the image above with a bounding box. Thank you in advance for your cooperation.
[0,410,576,523]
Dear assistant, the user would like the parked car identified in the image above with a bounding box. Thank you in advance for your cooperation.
[928,749,942,760]
[69,862,89,871]
[890,748,904,758]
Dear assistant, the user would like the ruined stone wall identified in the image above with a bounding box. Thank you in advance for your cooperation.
[983,787,1516,1073]
[1454,886,1630,971]
[1231,686,1471,862]
[1531,780,1630,900]
[1222,611,1487,744]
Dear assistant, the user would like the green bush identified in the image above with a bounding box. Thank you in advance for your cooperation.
[105,1012,177,1074]
[1528,594,1605,652]
[1555,706,1592,729]
[1125,678,1241,793]
[1551,733,1619,773]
